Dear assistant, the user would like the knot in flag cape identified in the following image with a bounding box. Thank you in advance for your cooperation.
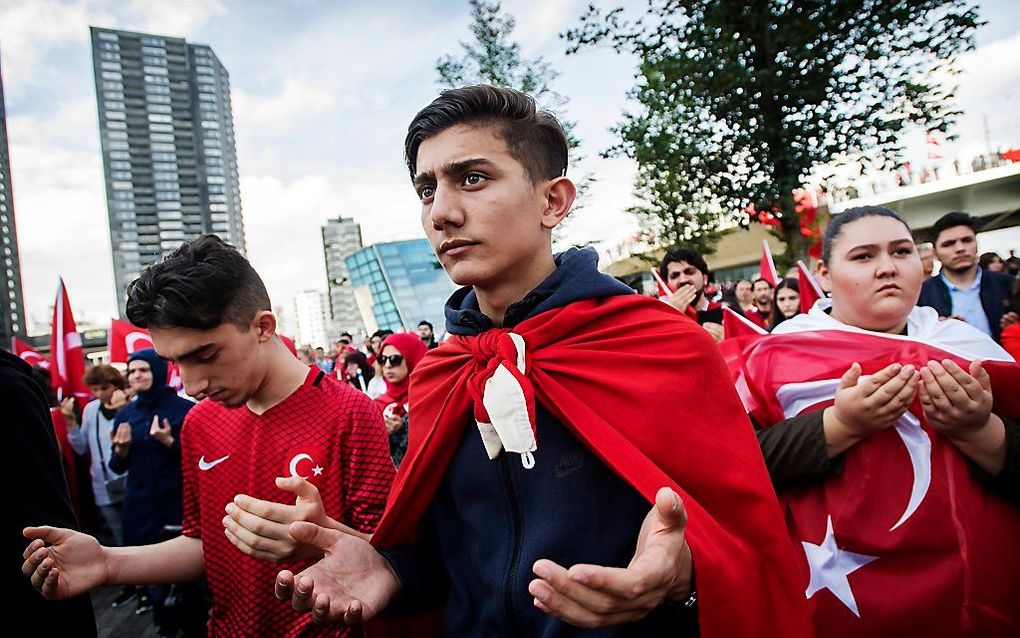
[732,301,1020,637]
[465,330,537,467]
[369,294,813,638]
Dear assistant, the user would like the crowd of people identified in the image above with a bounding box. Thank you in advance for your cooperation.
[8,84,1019,638]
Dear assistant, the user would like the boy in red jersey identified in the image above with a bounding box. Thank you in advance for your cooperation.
[23,235,394,636]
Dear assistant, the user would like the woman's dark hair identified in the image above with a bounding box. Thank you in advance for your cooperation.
[83,364,127,390]
[405,85,568,184]
[979,251,1003,271]
[770,279,801,329]
[822,206,911,263]
[343,351,375,386]
[125,234,271,330]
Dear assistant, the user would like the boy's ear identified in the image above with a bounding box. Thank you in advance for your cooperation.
[252,311,277,344]
[540,177,576,230]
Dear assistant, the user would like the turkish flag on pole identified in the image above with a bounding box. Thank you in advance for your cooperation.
[796,260,825,314]
[12,336,48,368]
[723,306,767,340]
[50,279,90,408]
[650,268,672,300]
[759,239,778,286]
[108,318,154,364]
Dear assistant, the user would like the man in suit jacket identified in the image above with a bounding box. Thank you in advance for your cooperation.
[918,211,1018,343]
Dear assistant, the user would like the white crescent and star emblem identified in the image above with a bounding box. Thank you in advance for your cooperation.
[288,453,323,479]
[776,376,935,618]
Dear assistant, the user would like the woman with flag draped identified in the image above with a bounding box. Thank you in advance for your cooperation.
[739,206,1020,637]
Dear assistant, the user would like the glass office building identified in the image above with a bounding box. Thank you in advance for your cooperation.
[345,239,456,334]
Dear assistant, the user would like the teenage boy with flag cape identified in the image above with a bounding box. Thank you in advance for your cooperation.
[270,85,812,638]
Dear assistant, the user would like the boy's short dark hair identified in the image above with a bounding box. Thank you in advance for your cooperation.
[931,211,978,244]
[417,320,433,330]
[405,85,568,185]
[83,364,127,390]
[125,234,271,330]
[659,247,709,282]
[752,277,774,290]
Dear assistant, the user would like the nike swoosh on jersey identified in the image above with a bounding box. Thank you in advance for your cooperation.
[198,455,229,471]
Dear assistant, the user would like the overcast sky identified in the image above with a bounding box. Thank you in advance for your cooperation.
[2,0,1019,332]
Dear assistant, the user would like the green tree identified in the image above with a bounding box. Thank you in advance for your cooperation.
[566,0,981,262]
[438,0,591,226]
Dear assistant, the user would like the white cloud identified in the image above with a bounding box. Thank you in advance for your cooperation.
[234,77,336,130]
[126,0,226,37]
[7,110,113,331]
[240,167,422,314]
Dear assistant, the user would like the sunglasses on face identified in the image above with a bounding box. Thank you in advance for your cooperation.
[378,354,404,368]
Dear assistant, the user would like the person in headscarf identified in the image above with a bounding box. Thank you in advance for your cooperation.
[374,333,428,467]
[108,348,195,625]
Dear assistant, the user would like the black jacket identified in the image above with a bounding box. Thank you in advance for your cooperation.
[917,269,1016,343]
[382,248,696,637]
[2,349,97,635]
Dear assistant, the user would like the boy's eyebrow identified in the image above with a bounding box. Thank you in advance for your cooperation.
[413,157,495,188]
[167,343,214,363]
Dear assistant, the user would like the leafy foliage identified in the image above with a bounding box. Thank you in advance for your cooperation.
[566,0,981,261]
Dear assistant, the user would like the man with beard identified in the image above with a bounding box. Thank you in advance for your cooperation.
[659,247,725,342]
[742,278,775,330]
[919,211,1018,343]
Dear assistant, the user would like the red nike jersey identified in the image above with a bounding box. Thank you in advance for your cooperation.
[181,368,394,636]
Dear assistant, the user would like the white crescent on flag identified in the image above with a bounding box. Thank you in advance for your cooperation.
[775,377,932,531]
[125,331,153,353]
[288,453,314,479]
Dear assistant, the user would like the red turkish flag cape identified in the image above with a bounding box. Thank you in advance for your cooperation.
[50,279,90,409]
[108,318,154,363]
[12,336,47,368]
[735,305,1020,637]
[370,295,813,638]
[796,260,824,315]
[759,239,778,286]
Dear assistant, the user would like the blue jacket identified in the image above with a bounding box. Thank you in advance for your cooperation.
[383,248,696,637]
[109,349,193,545]
[917,269,1016,343]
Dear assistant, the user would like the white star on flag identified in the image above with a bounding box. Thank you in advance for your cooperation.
[312,465,324,476]
[802,516,878,617]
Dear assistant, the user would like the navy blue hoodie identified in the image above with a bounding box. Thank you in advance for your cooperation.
[383,248,697,637]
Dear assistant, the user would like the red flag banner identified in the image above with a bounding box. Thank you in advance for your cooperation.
[12,336,47,368]
[728,305,1020,636]
[108,318,154,364]
[50,279,90,408]
[650,268,671,300]
[723,306,767,340]
[796,260,824,314]
[759,239,778,286]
